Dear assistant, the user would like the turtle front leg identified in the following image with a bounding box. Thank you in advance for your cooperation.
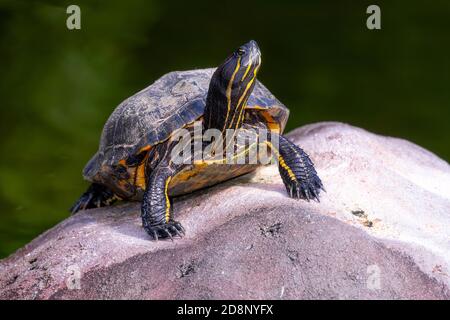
[70,183,119,214]
[269,134,324,201]
[142,161,185,240]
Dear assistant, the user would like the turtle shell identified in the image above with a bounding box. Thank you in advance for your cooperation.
[83,68,289,185]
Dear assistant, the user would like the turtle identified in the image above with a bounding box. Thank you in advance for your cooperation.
[71,40,324,240]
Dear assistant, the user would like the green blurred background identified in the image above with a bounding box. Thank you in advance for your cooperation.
[0,0,449,258]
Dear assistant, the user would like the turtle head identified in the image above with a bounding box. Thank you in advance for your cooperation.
[217,40,261,93]
[205,40,262,130]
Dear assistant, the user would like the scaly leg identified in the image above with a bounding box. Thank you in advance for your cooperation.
[269,134,324,201]
[141,159,185,240]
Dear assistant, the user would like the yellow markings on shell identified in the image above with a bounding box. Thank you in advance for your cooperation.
[164,176,172,223]
[124,150,150,190]
[173,162,208,182]
[139,145,151,153]
[222,56,241,133]
[266,122,280,133]
[173,169,199,182]
[245,105,268,110]
[259,110,281,133]
[244,106,280,133]
[134,163,147,189]
[171,163,210,192]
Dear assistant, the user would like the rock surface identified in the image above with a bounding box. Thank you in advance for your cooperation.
[0,122,449,300]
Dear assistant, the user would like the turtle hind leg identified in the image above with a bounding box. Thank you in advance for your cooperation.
[141,161,185,241]
[275,135,324,202]
[70,183,119,214]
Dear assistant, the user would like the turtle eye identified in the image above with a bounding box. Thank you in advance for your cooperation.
[237,48,246,56]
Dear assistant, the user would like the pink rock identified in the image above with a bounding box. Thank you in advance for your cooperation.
[0,122,449,299]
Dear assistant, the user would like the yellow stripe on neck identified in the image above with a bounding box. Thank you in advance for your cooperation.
[222,57,241,134]
[234,65,260,130]
[164,176,172,223]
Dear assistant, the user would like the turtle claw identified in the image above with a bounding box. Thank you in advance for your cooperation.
[70,192,93,214]
[304,188,310,201]
[165,229,174,242]
[174,221,186,234]
[70,183,117,214]
[169,225,183,237]
[285,178,323,202]
[144,220,185,241]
